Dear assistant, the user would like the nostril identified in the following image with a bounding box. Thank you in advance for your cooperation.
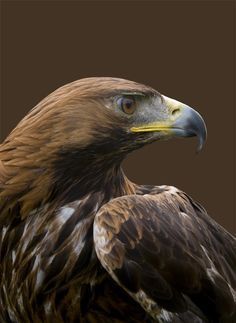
[172,108,180,117]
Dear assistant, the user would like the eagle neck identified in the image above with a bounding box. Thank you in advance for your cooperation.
[52,162,136,205]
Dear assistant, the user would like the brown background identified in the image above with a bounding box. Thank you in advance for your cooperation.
[0,1,235,233]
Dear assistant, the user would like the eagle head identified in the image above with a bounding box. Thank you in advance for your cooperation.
[0,77,206,217]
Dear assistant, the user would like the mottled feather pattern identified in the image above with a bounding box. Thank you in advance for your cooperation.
[0,198,98,322]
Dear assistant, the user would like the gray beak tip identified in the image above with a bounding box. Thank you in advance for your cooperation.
[172,105,207,153]
[195,117,207,153]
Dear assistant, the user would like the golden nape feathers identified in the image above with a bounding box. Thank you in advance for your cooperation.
[0,77,235,323]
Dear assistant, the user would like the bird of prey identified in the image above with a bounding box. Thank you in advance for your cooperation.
[0,77,235,323]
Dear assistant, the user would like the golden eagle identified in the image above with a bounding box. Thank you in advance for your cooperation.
[0,78,235,322]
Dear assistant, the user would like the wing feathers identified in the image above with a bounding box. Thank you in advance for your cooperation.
[94,187,236,321]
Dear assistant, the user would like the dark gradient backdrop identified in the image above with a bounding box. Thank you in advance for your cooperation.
[0,1,235,233]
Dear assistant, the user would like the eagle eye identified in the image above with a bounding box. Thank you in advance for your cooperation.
[117,97,136,115]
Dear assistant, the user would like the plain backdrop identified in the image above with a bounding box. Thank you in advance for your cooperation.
[0,1,235,233]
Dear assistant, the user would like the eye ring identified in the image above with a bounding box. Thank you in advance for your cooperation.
[117,97,136,115]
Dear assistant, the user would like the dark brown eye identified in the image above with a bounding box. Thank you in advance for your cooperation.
[117,97,136,115]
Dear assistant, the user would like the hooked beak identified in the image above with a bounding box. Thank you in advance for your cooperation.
[131,95,207,152]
